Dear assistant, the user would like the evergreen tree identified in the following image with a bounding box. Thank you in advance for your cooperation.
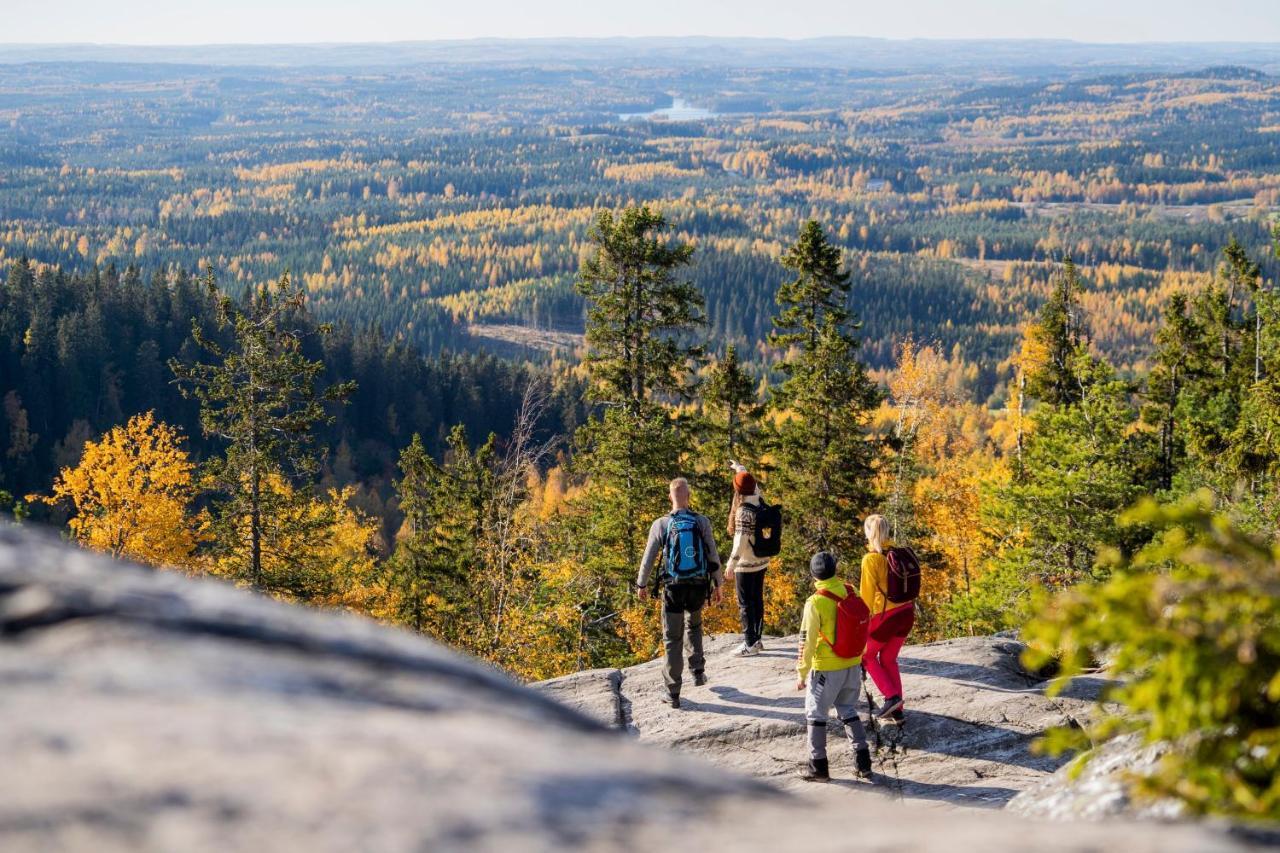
[703,344,765,465]
[171,270,355,592]
[994,352,1142,589]
[1178,239,1263,499]
[384,433,447,632]
[1219,230,1280,531]
[1141,292,1208,493]
[571,206,706,639]
[1025,258,1086,408]
[576,206,703,413]
[768,220,880,557]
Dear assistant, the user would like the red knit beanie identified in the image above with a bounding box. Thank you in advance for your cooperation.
[733,471,757,496]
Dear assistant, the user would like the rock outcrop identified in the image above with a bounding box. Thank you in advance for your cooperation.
[1008,734,1182,821]
[538,633,1110,809]
[0,526,1268,851]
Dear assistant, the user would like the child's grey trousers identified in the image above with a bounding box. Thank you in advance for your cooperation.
[805,664,869,760]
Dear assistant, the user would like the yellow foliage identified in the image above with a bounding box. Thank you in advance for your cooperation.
[30,412,205,570]
[208,475,380,606]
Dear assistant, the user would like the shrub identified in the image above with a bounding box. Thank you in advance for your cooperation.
[1023,491,1280,821]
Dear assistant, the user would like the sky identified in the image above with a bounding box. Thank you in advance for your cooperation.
[5,0,1280,45]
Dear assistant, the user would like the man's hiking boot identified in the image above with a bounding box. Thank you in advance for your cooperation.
[855,746,873,778]
[693,670,707,687]
[876,695,904,720]
[668,692,681,709]
[733,642,760,657]
[800,758,830,783]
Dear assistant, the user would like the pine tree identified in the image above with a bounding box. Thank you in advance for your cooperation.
[571,206,706,639]
[768,220,880,557]
[995,352,1141,589]
[384,433,448,633]
[170,269,355,592]
[576,206,703,414]
[699,344,768,530]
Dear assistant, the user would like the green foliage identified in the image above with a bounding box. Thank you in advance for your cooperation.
[1025,258,1086,408]
[1141,292,1206,492]
[576,206,703,410]
[702,344,766,465]
[386,426,497,642]
[171,270,355,590]
[769,220,881,558]
[1024,492,1280,821]
[572,206,706,623]
[994,351,1145,589]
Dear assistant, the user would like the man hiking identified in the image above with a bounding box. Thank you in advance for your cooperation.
[637,477,723,709]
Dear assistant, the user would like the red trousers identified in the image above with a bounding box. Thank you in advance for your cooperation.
[864,603,915,699]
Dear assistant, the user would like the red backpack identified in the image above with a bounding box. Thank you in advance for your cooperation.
[816,584,871,659]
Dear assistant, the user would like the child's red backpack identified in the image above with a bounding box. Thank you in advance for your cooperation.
[817,584,871,659]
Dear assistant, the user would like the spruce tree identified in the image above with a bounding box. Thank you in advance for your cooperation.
[171,270,354,592]
[702,343,766,466]
[571,206,705,644]
[1025,258,1086,407]
[768,220,880,558]
[1141,292,1207,493]
[385,433,446,633]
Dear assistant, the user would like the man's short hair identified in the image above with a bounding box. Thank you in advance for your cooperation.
[669,477,690,493]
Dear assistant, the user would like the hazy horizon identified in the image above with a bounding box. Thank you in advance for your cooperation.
[5,35,1280,47]
[7,0,1280,46]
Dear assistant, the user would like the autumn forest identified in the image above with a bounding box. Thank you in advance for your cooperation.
[1,40,1278,818]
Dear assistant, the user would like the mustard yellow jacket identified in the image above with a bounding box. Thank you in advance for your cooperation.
[860,547,914,617]
[796,576,863,680]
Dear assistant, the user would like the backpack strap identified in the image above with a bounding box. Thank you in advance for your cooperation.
[814,587,848,649]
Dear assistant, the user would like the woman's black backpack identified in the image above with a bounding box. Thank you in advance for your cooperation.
[749,500,783,558]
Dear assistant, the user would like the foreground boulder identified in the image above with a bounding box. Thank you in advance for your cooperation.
[0,527,1266,851]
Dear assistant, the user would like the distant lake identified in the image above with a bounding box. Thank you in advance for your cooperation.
[618,98,716,122]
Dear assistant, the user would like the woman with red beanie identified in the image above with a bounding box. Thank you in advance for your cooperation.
[726,462,770,656]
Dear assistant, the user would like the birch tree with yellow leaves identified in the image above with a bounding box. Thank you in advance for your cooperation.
[30,411,205,569]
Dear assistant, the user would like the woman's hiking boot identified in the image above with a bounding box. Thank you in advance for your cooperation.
[800,758,830,782]
[876,695,904,721]
[855,746,873,778]
[693,670,708,686]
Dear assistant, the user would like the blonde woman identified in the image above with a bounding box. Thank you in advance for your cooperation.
[858,514,918,724]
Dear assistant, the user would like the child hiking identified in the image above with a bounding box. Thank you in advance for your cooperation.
[795,551,873,782]
[859,514,919,725]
